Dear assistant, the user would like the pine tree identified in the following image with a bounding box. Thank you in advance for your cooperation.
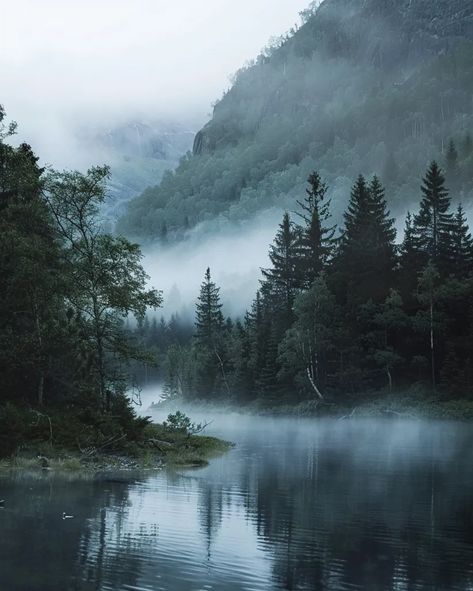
[449,205,473,278]
[193,268,230,399]
[261,212,302,321]
[368,176,397,263]
[255,324,281,403]
[295,172,336,287]
[246,291,267,385]
[195,267,224,348]
[399,212,425,303]
[335,175,396,303]
[413,161,453,270]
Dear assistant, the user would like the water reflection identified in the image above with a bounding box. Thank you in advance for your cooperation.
[1,418,473,590]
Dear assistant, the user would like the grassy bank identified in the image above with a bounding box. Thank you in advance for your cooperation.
[0,434,233,474]
[0,404,233,474]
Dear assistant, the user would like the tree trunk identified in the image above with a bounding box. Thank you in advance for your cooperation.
[33,298,45,406]
[96,332,107,411]
[430,298,436,394]
[306,367,324,400]
[214,348,231,398]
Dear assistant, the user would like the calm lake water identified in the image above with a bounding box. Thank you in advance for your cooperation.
[1,414,473,591]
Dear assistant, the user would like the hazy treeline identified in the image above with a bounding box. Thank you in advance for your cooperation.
[0,108,160,455]
[118,0,473,242]
[146,164,473,407]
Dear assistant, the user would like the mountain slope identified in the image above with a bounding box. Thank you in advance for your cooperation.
[77,120,195,223]
[118,0,473,241]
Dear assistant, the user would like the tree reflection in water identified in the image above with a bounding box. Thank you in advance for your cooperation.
[0,418,472,591]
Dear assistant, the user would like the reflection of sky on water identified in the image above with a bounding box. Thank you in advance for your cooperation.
[1,416,473,590]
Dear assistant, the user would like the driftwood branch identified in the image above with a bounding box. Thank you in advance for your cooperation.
[189,420,213,435]
[78,433,127,458]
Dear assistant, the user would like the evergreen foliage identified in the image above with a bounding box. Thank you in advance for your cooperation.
[195,268,224,348]
[413,161,454,270]
[294,171,336,286]
[160,166,473,406]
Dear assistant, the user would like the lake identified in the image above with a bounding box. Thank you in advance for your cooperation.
[1,414,473,590]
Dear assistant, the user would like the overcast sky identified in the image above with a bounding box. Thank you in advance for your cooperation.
[1,0,310,162]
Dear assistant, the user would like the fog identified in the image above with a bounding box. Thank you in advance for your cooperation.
[143,209,282,320]
[138,396,473,470]
[1,0,309,168]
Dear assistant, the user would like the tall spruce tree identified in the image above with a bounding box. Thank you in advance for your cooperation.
[335,175,396,303]
[195,267,224,348]
[368,176,397,260]
[449,205,473,278]
[255,324,281,403]
[261,212,302,326]
[193,268,229,398]
[295,172,336,287]
[246,291,266,384]
[413,161,453,270]
[399,212,425,304]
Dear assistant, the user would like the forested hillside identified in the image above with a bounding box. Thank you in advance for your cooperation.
[142,166,473,413]
[77,120,194,223]
[118,0,473,241]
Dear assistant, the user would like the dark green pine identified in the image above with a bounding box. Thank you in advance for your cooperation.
[195,267,224,348]
[448,205,473,278]
[413,161,454,269]
[295,171,336,287]
[261,212,302,322]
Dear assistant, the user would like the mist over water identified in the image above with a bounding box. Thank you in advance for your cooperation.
[1,415,473,591]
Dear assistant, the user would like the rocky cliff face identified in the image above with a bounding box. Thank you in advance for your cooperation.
[194,0,473,156]
[77,120,195,224]
[312,0,473,65]
[119,0,473,241]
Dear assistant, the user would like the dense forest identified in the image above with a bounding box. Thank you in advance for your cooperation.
[136,164,473,412]
[118,0,473,242]
[0,108,161,455]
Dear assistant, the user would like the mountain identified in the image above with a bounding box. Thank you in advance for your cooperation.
[118,0,473,241]
[76,120,195,224]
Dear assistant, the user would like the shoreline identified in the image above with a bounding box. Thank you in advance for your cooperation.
[0,432,234,476]
[150,387,473,423]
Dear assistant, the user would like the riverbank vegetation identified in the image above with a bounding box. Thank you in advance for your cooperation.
[142,164,473,414]
[0,107,164,460]
[0,405,230,471]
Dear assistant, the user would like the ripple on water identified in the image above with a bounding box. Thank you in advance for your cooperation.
[1,417,473,590]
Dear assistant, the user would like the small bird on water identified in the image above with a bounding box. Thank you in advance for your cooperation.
[0,500,5,507]
[62,512,74,520]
